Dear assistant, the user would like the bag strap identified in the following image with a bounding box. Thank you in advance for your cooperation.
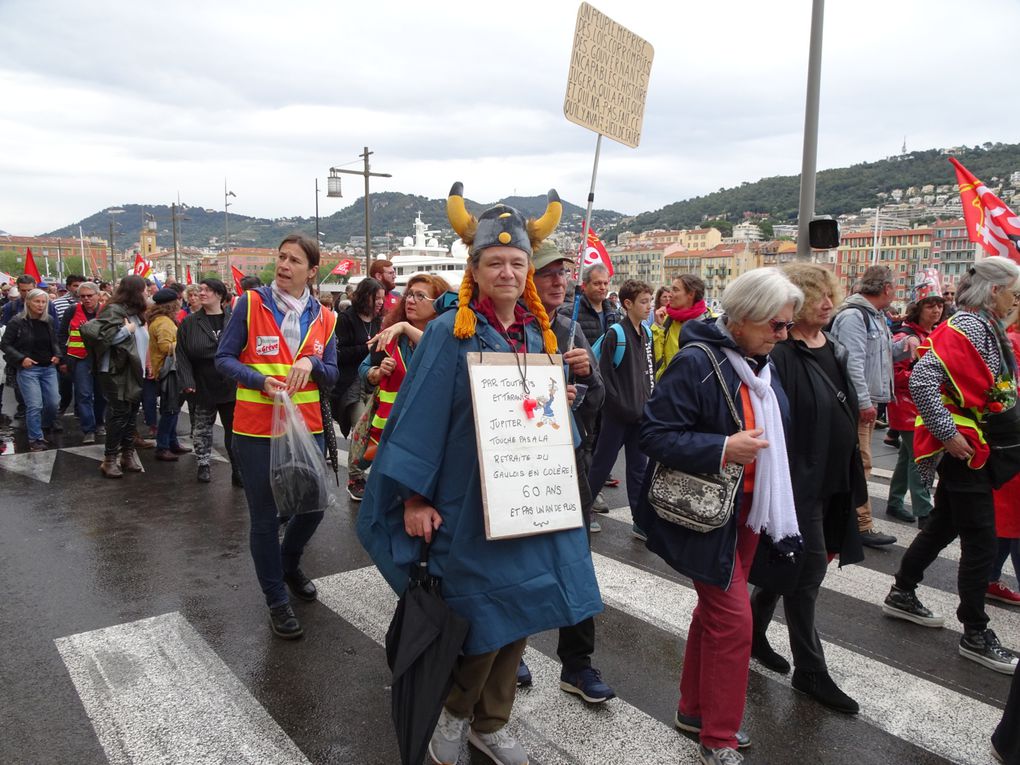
[686,342,743,431]
[800,348,858,428]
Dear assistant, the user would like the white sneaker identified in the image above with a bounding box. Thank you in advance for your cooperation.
[468,727,529,765]
[428,708,469,764]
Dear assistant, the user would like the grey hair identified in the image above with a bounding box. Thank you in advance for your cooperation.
[721,267,804,323]
[858,265,894,296]
[183,283,200,297]
[77,281,99,294]
[956,256,1020,312]
[20,288,51,321]
[582,264,609,284]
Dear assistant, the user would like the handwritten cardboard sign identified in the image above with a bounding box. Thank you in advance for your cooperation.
[467,353,584,540]
[563,2,654,148]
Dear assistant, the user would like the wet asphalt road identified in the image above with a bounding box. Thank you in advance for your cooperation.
[0,386,1014,765]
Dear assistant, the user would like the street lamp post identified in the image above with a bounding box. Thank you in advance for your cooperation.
[315,178,321,251]
[107,208,124,279]
[796,0,825,259]
[327,146,391,272]
[224,180,237,274]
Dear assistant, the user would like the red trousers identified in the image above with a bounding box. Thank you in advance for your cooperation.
[678,501,760,750]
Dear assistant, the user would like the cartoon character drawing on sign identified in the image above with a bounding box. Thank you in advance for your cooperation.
[534,378,559,430]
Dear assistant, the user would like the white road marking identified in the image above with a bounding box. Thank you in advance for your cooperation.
[315,566,701,765]
[55,612,310,765]
[590,552,1005,765]
[0,449,57,483]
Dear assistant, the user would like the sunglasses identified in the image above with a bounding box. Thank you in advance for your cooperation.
[768,319,795,333]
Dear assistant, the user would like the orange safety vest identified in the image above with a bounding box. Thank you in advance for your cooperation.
[66,304,89,359]
[232,290,337,437]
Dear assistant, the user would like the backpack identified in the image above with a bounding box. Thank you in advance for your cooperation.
[592,322,652,368]
[826,302,875,334]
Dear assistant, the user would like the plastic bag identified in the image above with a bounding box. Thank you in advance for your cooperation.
[270,391,336,516]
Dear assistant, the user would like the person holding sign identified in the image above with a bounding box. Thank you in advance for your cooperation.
[357,185,602,765]
[215,235,339,640]
[635,268,803,765]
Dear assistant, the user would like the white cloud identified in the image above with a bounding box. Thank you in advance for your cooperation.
[1,0,1019,234]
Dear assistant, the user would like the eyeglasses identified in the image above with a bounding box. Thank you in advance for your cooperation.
[943,292,955,297]
[768,319,795,334]
[405,290,432,303]
[535,267,570,279]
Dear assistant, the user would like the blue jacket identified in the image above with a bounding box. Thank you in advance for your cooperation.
[356,305,603,655]
[635,317,791,589]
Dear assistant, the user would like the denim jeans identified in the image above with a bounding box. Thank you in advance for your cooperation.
[233,433,325,608]
[71,357,106,434]
[155,411,180,450]
[991,537,1020,584]
[16,365,59,442]
[887,430,932,518]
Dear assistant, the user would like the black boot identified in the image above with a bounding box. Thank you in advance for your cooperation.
[283,568,317,602]
[751,633,791,674]
[231,464,243,487]
[269,604,303,639]
[791,669,859,714]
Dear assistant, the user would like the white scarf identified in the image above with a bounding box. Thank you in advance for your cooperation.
[270,282,310,357]
[720,347,799,542]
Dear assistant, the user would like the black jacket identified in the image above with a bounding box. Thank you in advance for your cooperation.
[551,313,605,445]
[176,307,236,408]
[557,293,621,349]
[334,306,381,396]
[598,319,654,424]
[1,314,60,368]
[748,334,867,594]
[636,317,791,589]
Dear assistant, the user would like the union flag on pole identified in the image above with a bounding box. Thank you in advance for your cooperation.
[950,157,1020,261]
[581,225,614,277]
[331,258,355,276]
[132,252,153,278]
[185,266,193,285]
[24,248,41,283]
[231,264,245,296]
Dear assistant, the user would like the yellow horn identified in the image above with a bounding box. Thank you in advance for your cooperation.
[529,188,563,242]
[447,182,475,241]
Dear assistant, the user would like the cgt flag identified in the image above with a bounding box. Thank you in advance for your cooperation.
[950,157,1020,261]
[581,225,614,277]
[231,264,245,295]
[132,252,153,278]
[331,258,355,276]
[185,265,193,285]
[24,248,42,283]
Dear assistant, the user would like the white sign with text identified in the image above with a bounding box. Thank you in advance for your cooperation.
[467,353,584,540]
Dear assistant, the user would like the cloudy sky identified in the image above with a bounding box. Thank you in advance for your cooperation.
[3,0,1019,235]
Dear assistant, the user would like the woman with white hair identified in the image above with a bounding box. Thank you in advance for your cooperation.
[636,267,803,765]
[883,256,1020,675]
[0,288,61,451]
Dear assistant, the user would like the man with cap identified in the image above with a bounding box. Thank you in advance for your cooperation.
[358,184,602,765]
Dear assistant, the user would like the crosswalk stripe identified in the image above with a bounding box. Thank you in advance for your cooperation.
[590,552,1005,765]
[314,567,699,765]
[54,612,309,765]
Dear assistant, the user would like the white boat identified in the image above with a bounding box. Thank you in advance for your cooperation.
[347,213,466,291]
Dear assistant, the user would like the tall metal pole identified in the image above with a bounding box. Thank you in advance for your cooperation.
[567,132,604,352]
[315,178,321,249]
[872,205,881,264]
[172,203,180,280]
[796,0,825,259]
[362,146,372,268]
[224,179,236,275]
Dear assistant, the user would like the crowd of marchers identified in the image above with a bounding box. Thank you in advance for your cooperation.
[1,190,1018,764]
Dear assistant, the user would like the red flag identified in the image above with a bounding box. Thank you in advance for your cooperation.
[950,157,1020,261]
[24,248,41,283]
[331,258,354,276]
[185,266,193,285]
[132,252,153,278]
[231,264,245,296]
[581,226,614,277]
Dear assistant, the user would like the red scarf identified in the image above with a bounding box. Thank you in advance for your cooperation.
[666,300,707,323]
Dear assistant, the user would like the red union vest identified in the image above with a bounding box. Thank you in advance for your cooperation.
[66,304,89,359]
[233,290,337,437]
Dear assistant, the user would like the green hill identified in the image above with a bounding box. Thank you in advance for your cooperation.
[605,142,1020,239]
[44,193,623,252]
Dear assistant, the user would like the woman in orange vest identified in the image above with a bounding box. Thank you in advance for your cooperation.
[215,234,339,640]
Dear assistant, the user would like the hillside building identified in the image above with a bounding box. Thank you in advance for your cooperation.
[835,228,935,304]
[932,219,975,289]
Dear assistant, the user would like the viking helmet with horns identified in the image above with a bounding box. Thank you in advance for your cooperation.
[445,182,562,351]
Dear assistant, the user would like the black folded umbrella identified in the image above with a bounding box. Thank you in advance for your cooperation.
[385,543,470,765]
[318,395,340,486]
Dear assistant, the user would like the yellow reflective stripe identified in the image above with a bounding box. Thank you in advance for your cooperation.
[235,388,320,405]
[248,363,292,375]
[371,415,387,429]
[377,389,397,403]
[67,341,85,348]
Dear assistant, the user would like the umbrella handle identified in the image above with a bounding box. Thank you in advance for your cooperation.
[412,541,431,585]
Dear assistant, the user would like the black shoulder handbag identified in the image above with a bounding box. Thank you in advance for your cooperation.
[646,342,744,533]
